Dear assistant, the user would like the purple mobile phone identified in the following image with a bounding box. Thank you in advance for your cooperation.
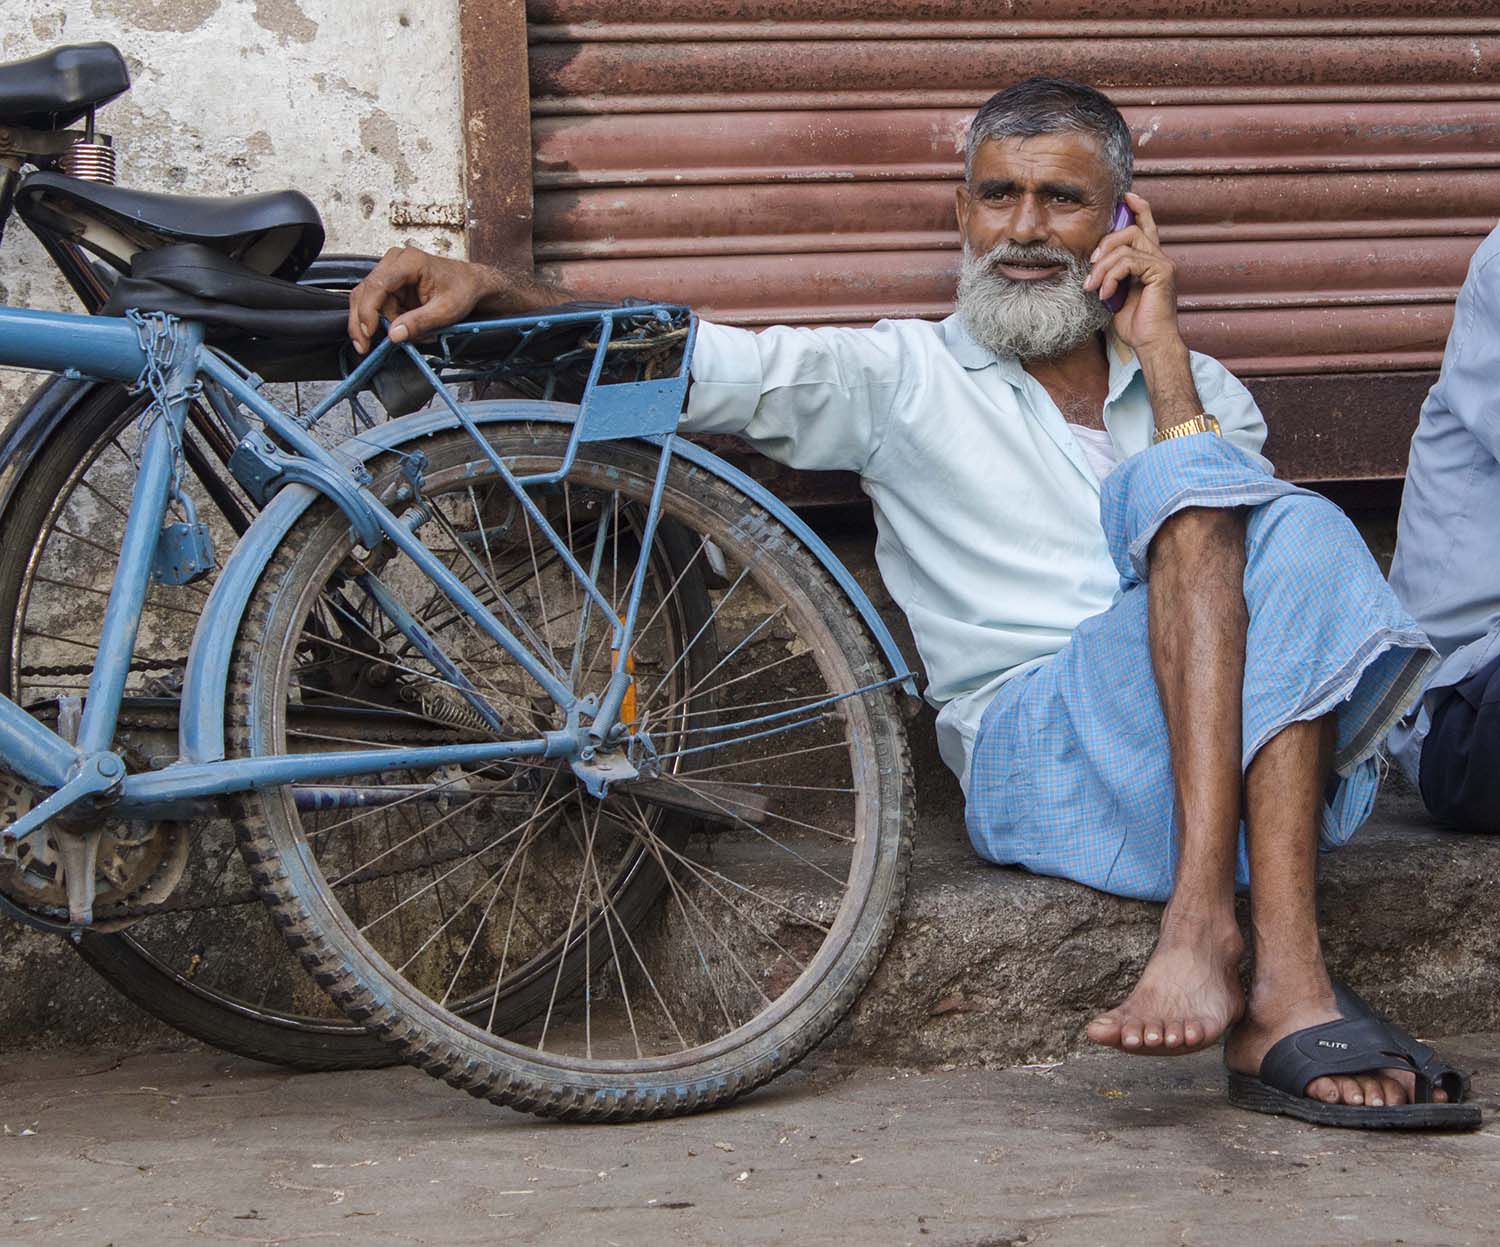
[1102,202,1135,313]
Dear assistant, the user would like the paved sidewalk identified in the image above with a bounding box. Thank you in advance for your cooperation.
[3,1039,1497,1247]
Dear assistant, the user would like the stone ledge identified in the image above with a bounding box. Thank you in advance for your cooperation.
[830,767,1500,1067]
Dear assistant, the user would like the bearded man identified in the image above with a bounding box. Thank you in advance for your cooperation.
[347,77,1475,1129]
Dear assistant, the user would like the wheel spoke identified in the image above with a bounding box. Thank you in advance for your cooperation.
[657,771,855,843]
[227,421,901,1096]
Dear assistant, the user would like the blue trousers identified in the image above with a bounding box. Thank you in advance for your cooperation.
[965,433,1434,901]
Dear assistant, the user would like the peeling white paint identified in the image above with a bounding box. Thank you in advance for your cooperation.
[0,0,465,406]
[0,1,475,1038]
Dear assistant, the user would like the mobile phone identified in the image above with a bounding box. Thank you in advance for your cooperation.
[1102,202,1135,313]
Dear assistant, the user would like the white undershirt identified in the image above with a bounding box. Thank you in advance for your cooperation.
[1067,423,1122,483]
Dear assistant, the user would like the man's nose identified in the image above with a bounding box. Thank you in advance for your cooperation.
[1007,195,1048,245]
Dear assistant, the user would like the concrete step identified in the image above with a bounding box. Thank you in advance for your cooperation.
[827,707,1500,1066]
[3,713,1494,1067]
[7,528,1498,1069]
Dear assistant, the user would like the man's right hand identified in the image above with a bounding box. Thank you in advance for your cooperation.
[347,245,512,355]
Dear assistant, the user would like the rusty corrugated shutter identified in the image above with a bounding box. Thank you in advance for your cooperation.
[464,1,1500,485]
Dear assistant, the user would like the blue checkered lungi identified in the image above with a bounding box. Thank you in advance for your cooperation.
[964,433,1434,902]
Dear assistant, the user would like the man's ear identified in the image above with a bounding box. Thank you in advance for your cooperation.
[955,183,971,247]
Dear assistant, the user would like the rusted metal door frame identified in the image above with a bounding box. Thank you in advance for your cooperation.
[457,0,534,270]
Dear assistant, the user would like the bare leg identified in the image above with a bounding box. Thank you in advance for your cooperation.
[1087,508,1247,1054]
[1223,717,1444,1106]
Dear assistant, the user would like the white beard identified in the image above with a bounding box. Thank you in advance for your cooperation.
[955,241,1112,362]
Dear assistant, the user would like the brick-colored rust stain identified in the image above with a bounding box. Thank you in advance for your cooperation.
[459,0,1500,484]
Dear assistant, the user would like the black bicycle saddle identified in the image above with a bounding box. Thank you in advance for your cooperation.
[16,171,325,280]
[0,43,129,131]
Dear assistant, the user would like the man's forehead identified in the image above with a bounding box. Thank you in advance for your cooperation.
[970,132,1110,185]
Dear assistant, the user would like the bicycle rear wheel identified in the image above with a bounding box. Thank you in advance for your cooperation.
[229,418,913,1120]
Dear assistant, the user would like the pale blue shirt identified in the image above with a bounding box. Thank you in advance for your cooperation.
[682,315,1269,788]
[1387,223,1500,784]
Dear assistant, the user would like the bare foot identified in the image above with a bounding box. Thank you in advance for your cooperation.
[1086,911,1245,1055]
[1224,988,1448,1107]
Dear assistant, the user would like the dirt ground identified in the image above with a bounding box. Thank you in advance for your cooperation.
[3,1035,1496,1247]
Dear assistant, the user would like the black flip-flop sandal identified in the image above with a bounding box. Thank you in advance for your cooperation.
[1332,981,1476,1105]
[1227,988,1481,1131]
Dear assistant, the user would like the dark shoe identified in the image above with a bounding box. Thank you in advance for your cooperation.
[1226,984,1480,1131]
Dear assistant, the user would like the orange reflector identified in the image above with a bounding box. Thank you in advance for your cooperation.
[613,616,637,734]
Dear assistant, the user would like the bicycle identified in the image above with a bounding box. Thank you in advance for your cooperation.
[0,40,414,1068]
[0,47,916,1119]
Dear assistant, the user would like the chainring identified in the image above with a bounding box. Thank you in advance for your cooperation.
[0,773,190,933]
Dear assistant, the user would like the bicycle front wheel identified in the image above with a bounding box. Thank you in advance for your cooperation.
[229,418,913,1120]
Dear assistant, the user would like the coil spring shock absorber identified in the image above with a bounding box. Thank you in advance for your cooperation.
[416,690,496,736]
[58,107,116,184]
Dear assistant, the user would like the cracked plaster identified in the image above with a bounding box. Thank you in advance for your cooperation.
[0,0,469,1038]
[0,0,466,407]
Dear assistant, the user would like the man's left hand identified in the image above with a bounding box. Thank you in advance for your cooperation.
[1084,191,1183,356]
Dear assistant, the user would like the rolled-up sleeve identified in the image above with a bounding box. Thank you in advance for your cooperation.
[681,319,906,473]
[1190,352,1272,473]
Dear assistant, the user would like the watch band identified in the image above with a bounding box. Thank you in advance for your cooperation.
[1153,413,1222,444]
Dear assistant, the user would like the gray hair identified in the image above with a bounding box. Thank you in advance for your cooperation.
[964,77,1133,202]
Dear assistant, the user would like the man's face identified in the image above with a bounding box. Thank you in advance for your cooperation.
[956,132,1117,271]
[952,131,1120,360]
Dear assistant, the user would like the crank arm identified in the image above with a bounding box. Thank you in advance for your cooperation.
[1,753,125,850]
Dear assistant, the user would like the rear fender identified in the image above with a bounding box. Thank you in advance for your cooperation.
[0,373,121,520]
[179,401,916,764]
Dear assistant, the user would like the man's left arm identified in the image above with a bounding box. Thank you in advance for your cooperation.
[1088,192,1230,441]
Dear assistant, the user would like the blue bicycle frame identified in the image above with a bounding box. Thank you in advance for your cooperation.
[0,300,914,859]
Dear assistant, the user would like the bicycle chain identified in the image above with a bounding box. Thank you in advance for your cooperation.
[20,656,187,679]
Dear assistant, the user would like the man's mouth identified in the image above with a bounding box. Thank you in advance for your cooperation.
[994,260,1066,282]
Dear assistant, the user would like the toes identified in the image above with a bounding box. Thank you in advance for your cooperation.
[1356,1075,1385,1108]
[1305,1071,1428,1109]
[1183,1020,1203,1047]
[1141,1019,1164,1048]
[1086,1014,1123,1045]
[1379,1068,1417,1105]
[1306,1077,1340,1104]
[1121,1020,1144,1050]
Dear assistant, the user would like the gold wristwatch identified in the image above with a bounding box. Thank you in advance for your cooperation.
[1153,413,1222,444]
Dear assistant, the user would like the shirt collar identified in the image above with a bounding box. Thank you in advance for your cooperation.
[941,312,1143,404]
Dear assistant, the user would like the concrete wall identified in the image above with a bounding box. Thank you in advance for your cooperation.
[1,0,467,406]
[0,0,468,1050]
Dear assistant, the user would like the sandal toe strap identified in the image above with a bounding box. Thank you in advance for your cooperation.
[1331,983,1470,1102]
[1260,1016,1427,1100]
